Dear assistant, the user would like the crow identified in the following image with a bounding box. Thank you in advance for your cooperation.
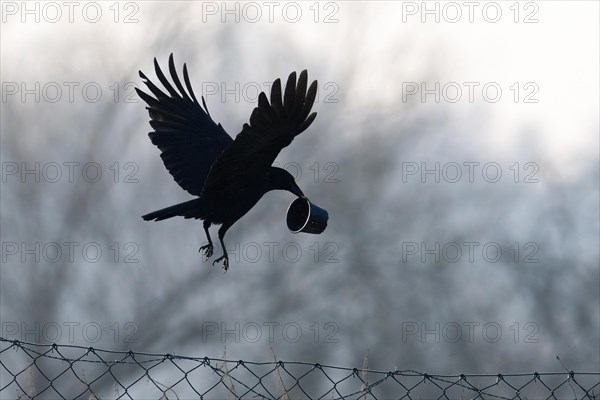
[137,54,318,271]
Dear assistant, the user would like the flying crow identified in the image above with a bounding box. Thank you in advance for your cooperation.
[137,54,318,271]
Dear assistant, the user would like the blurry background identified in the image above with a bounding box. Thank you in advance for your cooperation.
[1,1,598,397]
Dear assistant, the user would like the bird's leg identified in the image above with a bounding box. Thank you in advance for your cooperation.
[212,223,231,271]
[199,220,213,260]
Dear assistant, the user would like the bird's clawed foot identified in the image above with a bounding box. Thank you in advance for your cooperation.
[199,243,213,259]
[212,254,229,272]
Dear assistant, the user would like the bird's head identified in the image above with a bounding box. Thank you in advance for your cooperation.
[268,167,305,198]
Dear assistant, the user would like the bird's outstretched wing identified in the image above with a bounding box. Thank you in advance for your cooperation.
[136,54,233,196]
[202,70,317,193]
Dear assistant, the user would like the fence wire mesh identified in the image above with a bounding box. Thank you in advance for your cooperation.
[1,337,598,400]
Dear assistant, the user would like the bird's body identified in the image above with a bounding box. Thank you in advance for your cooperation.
[138,55,318,270]
[200,168,270,222]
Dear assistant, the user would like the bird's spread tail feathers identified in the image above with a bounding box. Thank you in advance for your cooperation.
[142,198,204,221]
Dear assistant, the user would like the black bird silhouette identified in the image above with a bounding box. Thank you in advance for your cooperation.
[137,54,318,271]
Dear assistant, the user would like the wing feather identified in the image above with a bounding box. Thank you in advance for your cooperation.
[202,70,318,197]
[137,54,233,195]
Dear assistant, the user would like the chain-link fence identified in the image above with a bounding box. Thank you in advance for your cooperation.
[1,337,598,399]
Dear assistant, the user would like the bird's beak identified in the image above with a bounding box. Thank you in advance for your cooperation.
[291,182,305,199]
